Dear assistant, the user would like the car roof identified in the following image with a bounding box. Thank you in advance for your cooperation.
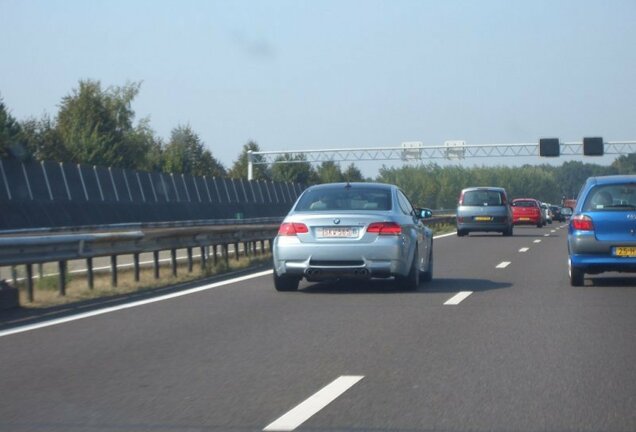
[513,198,538,201]
[306,182,394,191]
[461,186,506,192]
[586,175,636,186]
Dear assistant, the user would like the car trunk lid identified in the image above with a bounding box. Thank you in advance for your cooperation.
[591,211,636,242]
[286,212,397,244]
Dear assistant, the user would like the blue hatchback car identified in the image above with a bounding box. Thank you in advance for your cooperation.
[568,175,636,286]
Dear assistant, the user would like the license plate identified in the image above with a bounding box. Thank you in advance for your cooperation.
[474,216,492,221]
[519,217,530,221]
[613,247,636,257]
[317,227,359,238]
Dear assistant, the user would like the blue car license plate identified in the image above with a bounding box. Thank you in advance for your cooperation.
[613,247,636,257]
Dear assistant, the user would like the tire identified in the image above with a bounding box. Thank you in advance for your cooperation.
[273,272,300,292]
[569,262,584,287]
[503,225,513,236]
[457,229,468,237]
[421,244,433,282]
[537,222,543,228]
[397,248,420,291]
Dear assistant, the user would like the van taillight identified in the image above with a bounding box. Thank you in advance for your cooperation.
[278,222,309,236]
[571,215,594,231]
[367,222,402,235]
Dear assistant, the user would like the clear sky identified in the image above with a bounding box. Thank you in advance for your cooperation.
[1,0,635,176]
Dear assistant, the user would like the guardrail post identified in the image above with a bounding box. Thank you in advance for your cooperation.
[200,246,206,271]
[171,249,177,276]
[260,240,265,255]
[223,244,229,267]
[133,253,140,282]
[87,258,94,290]
[234,242,240,261]
[213,245,218,266]
[187,247,193,273]
[153,251,160,279]
[244,242,249,257]
[11,266,17,285]
[111,255,118,287]
[26,263,34,303]
[38,263,43,279]
[58,261,66,296]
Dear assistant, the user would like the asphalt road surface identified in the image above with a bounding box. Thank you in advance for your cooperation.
[1,223,635,432]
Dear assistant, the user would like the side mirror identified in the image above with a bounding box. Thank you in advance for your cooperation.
[418,208,433,219]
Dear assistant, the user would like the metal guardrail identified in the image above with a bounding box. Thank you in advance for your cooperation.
[0,218,283,303]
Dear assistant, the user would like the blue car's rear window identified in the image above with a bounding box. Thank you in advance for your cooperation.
[582,184,636,211]
[295,187,392,211]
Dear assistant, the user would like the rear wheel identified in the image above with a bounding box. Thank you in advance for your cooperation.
[421,245,433,282]
[503,225,513,236]
[569,262,584,286]
[457,229,468,237]
[273,272,300,292]
[397,248,420,291]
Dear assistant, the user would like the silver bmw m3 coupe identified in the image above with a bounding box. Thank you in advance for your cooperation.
[272,182,434,291]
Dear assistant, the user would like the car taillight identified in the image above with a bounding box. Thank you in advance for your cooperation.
[278,222,309,236]
[571,215,594,231]
[367,222,402,235]
[458,191,464,205]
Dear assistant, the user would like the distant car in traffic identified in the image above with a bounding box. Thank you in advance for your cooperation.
[272,182,434,291]
[561,207,573,219]
[568,175,636,286]
[550,205,564,222]
[456,187,513,237]
[511,198,543,227]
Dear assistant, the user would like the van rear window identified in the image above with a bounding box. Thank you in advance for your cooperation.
[462,190,503,206]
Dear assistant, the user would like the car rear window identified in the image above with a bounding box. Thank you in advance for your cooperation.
[295,187,392,211]
[462,190,503,206]
[582,184,636,211]
[512,200,537,208]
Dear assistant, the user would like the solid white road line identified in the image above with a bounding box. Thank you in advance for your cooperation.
[0,270,273,338]
[263,376,364,431]
[435,232,457,239]
[519,248,529,253]
[443,291,473,305]
[496,261,511,268]
[534,239,541,243]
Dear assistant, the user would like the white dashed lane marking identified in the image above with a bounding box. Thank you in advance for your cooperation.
[519,248,529,253]
[496,261,511,269]
[264,376,364,431]
[534,240,541,243]
[444,291,473,305]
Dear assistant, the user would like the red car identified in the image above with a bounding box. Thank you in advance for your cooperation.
[511,198,544,227]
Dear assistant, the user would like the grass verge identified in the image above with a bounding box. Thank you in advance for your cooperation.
[14,253,272,309]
